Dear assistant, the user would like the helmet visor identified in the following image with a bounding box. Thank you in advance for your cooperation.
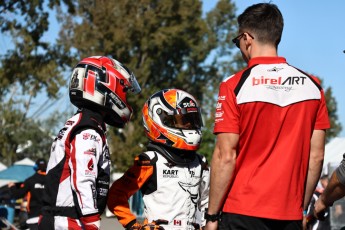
[160,108,203,130]
[129,72,141,94]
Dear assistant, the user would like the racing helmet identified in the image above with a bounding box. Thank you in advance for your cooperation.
[142,89,203,151]
[69,56,141,127]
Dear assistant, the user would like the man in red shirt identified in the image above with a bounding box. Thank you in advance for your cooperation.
[205,3,330,230]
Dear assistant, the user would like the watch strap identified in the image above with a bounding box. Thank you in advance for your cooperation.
[204,208,221,222]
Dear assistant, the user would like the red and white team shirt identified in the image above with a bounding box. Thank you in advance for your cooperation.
[214,57,330,220]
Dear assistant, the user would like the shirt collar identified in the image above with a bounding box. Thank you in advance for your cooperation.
[248,56,287,67]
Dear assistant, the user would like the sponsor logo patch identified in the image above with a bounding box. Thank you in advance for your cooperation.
[216,102,222,109]
[174,220,182,226]
[215,111,224,118]
[267,67,284,72]
[85,158,96,177]
[218,95,226,101]
[252,76,307,86]
[65,120,75,126]
[84,148,96,156]
[182,100,196,108]
[83,133,91,140]
[163,169,178,178]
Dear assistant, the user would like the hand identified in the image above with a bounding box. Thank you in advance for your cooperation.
[302,216,307,230]
[141,219,168,230]
[204,221,218,230]
[8,182,15,188]
[128,222,142,230]
[314,197,327,220]
[80,214,100,230]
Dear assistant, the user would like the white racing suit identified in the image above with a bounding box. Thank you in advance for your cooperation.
[38,108,110,230]
[107,143,210,230]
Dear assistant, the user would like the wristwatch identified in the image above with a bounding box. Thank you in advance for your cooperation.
[204,208,221,223]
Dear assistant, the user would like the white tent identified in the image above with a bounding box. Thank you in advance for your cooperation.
[322,137,345,176]
[14,157,35,166]
[0,158,35,188]
[0,162,7,172]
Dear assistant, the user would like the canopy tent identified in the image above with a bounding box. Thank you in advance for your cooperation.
[0,158,35,188]
[13,157,35,166]
[0,163,6,172]
[322,137,345,176]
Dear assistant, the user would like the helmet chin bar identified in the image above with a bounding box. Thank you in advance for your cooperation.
[147,143,196,166]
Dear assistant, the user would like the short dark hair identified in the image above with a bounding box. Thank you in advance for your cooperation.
[238,3,284,47]
[34,158,47,172]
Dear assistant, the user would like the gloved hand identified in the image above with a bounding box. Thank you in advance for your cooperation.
[80,214,100,230]
[141,219,168,230]
[127,222,143,230]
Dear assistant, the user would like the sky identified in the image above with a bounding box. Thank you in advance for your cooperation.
[1,0,344,137]
[203,0,345,137]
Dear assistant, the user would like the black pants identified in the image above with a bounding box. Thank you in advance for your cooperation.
[28,223,39,230]
[37,215,54,230]
[219,213,302,230]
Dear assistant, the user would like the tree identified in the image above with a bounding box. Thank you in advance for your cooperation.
[52,0,238,170]
[322,82,342,143]
[0,1,75,164]
[1,0,340,169]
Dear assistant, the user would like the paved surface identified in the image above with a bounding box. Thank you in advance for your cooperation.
[101,215,124,230]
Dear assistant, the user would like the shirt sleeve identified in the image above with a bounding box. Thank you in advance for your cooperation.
[213,82,240,134]
[107,153,154,228]
[336,154,345,185]
[314,88,331,130]
[69,129,103,216]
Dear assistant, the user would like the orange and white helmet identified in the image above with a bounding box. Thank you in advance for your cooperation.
[142,89,203,151]
[69,56,141,127]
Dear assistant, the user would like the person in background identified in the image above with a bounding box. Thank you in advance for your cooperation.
[8,158,47,230]
[304,175,331,230]
[107,89,210,230]
[38,56,141,230]
[314,153,345,223]
[205,3,330,230]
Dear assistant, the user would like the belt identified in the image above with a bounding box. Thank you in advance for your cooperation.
[42,206,79,219]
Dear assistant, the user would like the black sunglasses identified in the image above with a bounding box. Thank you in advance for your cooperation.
[232,32,254,48]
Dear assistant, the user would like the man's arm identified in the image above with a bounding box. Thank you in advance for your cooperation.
[9,181,29,199]
[314,160,345,219]
[303,130,326,210]
[205,133,239,230]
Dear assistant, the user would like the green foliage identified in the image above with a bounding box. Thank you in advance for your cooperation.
[54,0,238,169]
[323,84,342,143]
[0,0,75,164]
[0,0,341,169]
[0,97,58,165]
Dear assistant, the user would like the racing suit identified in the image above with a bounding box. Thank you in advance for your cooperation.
[39,108,110,230]
[107,143,210,230]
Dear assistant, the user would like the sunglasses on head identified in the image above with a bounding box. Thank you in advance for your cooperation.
[232,32,254,48]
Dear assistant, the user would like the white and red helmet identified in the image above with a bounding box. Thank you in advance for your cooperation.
[69,56,141,127]
[142,89,203,151]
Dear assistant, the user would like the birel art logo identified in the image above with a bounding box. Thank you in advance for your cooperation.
[182,100,196,108]
[252,76,307,86]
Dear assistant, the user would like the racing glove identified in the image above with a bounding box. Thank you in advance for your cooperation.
[80,214,101,230]
[141,219,168,230]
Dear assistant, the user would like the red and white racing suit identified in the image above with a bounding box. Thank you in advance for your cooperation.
[39,108,110,230]
[107,143,210,230]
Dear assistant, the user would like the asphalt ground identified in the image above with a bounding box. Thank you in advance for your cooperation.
[101,215,124,230]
